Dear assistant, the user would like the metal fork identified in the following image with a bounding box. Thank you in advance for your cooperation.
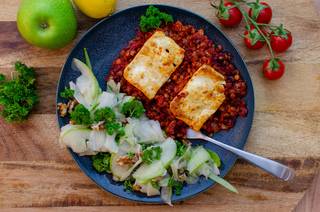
[187,128,295,181]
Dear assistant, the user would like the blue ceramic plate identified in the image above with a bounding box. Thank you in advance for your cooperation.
[56,4,254,203]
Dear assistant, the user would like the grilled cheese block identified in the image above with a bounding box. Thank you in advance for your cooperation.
[123,31,185,99]
[170,65,226,131]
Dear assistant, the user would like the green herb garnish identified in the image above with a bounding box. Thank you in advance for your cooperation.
[175,140,187,157]
[60,86,74,99]
[105,122,124,136]
[140,5,174,32]
[151,181,159,189]
[93,106,116,123]
[92,152,111,172]
[70,104,93,126]
[0,61,39,123]
[141,146,163,165]
[120,97,145,118]
[124,179,134,192]
[174,181,184,195]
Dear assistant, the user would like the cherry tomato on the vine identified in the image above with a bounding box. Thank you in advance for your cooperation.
[243,26,267,50]
[263,59,285,80]
[249,2,272,24]
[270,29,293,53]
[216,2,243,27]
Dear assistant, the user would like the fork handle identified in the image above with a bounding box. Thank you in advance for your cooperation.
[202,136,295,181]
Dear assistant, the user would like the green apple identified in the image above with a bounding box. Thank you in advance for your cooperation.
[17,0,77,49]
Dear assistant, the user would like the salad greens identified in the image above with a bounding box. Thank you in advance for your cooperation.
[0,61,39,123]
[58,49,238,205]
[140,5,174,32]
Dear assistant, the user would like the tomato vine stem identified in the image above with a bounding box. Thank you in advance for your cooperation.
[230,0,275,60]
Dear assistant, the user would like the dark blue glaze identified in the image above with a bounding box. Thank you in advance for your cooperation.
[56,4,255,204]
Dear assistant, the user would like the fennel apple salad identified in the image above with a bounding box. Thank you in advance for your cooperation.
[57,49,238,205]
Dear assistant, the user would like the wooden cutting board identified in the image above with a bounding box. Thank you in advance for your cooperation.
[0,0,319,211]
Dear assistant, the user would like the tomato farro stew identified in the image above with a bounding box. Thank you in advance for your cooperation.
[106,22,248,139]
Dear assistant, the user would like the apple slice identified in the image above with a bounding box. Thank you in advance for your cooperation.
[132,160,164,181]
[60,127,92,154]
[72,58,100,111]
[159,138,177,168]
[110,152,131,179]
[187,146,211,174]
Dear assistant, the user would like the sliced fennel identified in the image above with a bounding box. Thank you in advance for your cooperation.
[71,58,100,111]
[208,173,239,194]
[58,53,238,204]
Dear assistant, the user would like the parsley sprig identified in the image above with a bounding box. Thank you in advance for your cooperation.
[141,146,163,165]
[60,86,74,99]
[92,152,111,172]
[0,62,39,123]
[120,97,145,118]
[140,5,174,32]
[70,104,93,126]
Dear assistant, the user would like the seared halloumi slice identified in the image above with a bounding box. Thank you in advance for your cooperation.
[170,64,226,132]
[123,31,185,99]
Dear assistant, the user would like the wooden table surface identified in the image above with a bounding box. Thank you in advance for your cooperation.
[1,0,319,211]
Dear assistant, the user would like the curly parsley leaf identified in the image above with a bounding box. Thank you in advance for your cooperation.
[175,140,187,157]
[124,179,134,192]
[70,104,93,126]
[174,181,184,195]
[92,152,111,172]
[60,86,74,99]
[167,179,184,195]
[105,122,125,144]
[0,61,39,123]
[141,146,163,165]
[140,5,174,32]
[93,106,116,123]
[120,97,145,118]
[105,122,125,136]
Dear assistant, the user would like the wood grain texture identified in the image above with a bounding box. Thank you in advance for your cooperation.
[0,0,320,211]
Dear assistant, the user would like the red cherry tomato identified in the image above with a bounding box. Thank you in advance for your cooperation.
[249,2,272,24]
[243,26,267,50]
[270,29,293,53]
[263,59,285,80]
[217,2,243,27]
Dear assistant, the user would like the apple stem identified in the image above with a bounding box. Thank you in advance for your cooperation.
[41,23,48,29]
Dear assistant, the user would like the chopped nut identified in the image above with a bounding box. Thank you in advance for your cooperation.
[117,155,140,167]
[57,103,67,117]
[66,99,79,112]
[69,120,76,125]
[133,184,141,191]
[92,121,105,131]
[178,173,186,179]
[181,139,191,146]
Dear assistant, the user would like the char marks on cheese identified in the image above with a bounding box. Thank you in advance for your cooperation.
[123,31,185,99]
[170,64,226,132]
